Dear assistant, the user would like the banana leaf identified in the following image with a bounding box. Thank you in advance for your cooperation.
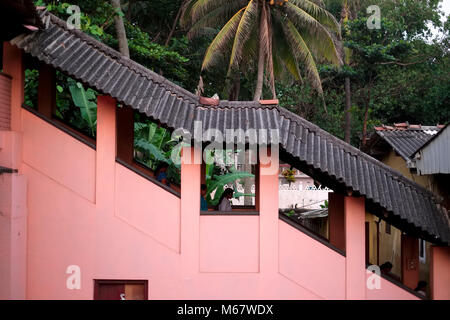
[69,82,97,137]
[206,171,254,206]
[134,138,172,164]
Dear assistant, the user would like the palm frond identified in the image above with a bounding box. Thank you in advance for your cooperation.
[276,36,303,81]
[183,0,246,25]
[280,17,323,94]
[272,17,303,83]
[241,27,258,67]
[201,8,246,71]
[289,0,340,34]
[259,1,270,65]
[187,2,247,39]
[228,0,259,75]
[283,2,340,65]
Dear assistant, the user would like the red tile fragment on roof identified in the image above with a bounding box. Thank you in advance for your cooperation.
[259,99,279,105]
[199,96,219,106]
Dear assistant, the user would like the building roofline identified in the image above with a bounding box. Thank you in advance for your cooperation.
[10,10,450,245]
[412,123,449,158]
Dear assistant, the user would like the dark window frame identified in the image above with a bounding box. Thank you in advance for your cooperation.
[93,279,148,300]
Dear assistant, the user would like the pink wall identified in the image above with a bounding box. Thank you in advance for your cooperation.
[365,273,419,300]
[345,196,366,299]
[431,246,450,300]
[199,216,259,273]
[21,110,96,202]
[0,173,27,299]
[2,93,437,300]
[0,131,22,174]
[279,220,346,299]
[114,162,181,252]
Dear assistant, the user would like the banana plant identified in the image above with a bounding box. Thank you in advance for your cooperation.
[68,82,98,137]
[204,150,255,207]
[134,121,181,184]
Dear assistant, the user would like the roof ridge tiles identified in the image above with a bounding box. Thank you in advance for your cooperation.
[376,123,441,132]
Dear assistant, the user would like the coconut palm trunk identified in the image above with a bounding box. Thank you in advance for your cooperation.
[253,1,268,101]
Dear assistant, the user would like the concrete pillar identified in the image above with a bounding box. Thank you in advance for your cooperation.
[0,130,27,299]
[2,42,23,132]
[180,147,201,284]
[328,192,345,252]
[345,195,366,299]
[401,234,419,290]
[259,150,279,276]
[37,63,56,118]
[116,106,134,164]
[0,42,27,300]
[0,173,27,299]
[430,246,450,300]
[96,95,116,213]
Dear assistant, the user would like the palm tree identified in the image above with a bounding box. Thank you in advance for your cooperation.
[182,0,341,101]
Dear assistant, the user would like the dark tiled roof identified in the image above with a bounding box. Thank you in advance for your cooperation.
[11,11,450,245]
[368,124,441,162]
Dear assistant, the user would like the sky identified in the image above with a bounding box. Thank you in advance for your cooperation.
[442,0,450,16]
[431,0,450,37]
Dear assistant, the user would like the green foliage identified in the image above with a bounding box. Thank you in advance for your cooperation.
[40,0,191,86]
[68,82,97,137]
[24,69,39,110]
[54,72,97,138]
[203,150,255,206]
[280,0,450,145]
[281,168,297,183]
[134,119,181,185]
[183,0,341,97]
[205,165,255,206]
[286,209,296,217]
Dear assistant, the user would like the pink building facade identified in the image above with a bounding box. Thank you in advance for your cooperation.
[0,6,449,300]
